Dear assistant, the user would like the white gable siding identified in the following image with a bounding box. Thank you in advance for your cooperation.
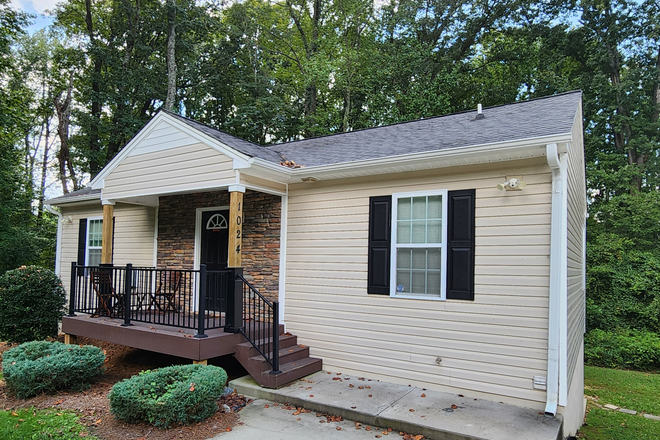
[284,158,552,408]
[59,203,156,296]
[102,119,237,200]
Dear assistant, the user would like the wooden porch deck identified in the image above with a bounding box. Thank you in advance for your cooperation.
[62,313,247,361]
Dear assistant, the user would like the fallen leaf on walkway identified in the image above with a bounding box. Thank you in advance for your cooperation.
[310,395,314,397]
[333,377,341,381]
[336,427,342,430]
[375,435,381,438]
[368,394,372,397]
[421,394,426,398]
[349,384,354,388]
[320,420,326,423]
[351,406,357,409]
[366,386,371,389]
[451,404,457,409]
[458,394,464,397]
[365,426,372,431]
[382,431,389,435]
[226,427,232,432]
[264,404,269,408]
[409,409,415,412]
[293,408,302,416]
[297,418,301,421]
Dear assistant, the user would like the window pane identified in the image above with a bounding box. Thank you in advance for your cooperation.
[398,198,411,220]
[427,271,441,295]
[397,221,411,244]
[428,195,442,219]
[396,270,410,294]
[411,270,426,294]
[411,221,426,243]
[428,248,442,269]
[412,197,426,219]
[88,249,102,267]
[427,220,442,243]
[411,249,426,270]
[88,220,103,247]
[397,249,411,269]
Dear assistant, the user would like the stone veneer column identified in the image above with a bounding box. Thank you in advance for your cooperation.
[157,190,281,303]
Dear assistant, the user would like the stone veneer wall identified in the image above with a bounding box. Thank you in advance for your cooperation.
[157,190,281,302]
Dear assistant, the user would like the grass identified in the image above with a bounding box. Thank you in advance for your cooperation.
[579,367,660,440]
[584,366,660,414]
[0,408,96,439]
[579,406,660,440]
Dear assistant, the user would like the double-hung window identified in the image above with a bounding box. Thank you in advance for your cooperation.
[391,190,448,299]
[86,218,103,267]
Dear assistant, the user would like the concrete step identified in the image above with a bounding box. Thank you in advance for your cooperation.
[258,357,323,389]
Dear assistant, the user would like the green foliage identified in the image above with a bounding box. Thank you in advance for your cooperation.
[0,408,97,440]
[0,266,66,343]
[109,364,227,428]
[2,341,105,398]
[584,329,660,371]
[584,366,660,415]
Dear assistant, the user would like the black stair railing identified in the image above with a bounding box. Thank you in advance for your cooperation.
[231,272,281,374]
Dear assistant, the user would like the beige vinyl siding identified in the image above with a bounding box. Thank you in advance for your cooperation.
[59,203,156,296]
[565,102,587,395]
[284,158,552,408]
[103,142,235,199]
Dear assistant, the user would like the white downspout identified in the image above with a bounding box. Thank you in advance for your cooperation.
[44,204,63,276]
[545,143,568,416]
[278,187,289,329]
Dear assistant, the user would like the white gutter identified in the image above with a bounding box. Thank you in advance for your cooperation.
[44,204,63,276]
[545,143,568,416]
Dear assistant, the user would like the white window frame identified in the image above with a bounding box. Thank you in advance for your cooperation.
[85,216,103,267]
[390,189,448,300]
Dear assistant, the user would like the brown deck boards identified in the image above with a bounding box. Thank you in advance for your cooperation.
[62,314,247,360]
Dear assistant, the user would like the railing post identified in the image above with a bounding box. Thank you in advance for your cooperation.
[195,264,208,338]
[224,268,243,333]
[270,301,281,374]
[122,264,132,326]
[68,262,77,316]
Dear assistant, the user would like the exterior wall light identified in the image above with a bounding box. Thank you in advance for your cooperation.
[497,177,527,191]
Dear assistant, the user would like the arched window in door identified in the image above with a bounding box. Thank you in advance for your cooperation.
[206,213,228,230]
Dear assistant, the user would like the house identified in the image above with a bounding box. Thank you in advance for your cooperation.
[46,91,586,437]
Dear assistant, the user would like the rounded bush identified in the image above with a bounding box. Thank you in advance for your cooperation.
[0,266,66,343]
[2,341,106,398]
[109,364,228,428]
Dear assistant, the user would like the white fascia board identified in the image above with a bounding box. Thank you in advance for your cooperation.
[90,111,253,190]
[47,196,102,207]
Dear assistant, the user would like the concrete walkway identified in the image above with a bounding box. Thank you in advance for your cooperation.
[224,371,562,440]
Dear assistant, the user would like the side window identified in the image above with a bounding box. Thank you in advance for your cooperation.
[367,189,475,301]
[392,191,447,299]
[86,218,103,266]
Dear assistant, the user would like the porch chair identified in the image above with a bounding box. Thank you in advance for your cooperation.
[90,268,123,316]
[150,271,182,312]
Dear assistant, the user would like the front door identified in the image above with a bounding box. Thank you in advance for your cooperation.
[200,210,229,311]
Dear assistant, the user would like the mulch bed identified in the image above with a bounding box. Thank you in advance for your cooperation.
[0,337,250,439]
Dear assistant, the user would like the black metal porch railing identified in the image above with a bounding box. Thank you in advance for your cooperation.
[237,273,281,374]
[68,262,280,372]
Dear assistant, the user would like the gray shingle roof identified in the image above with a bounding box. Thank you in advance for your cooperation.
[266,91,582,167]
[162,110,284,163]
[46,187,101,205]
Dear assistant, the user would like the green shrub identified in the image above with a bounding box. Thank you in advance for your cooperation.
[2,341,105,398]
[109,364,228,428]
[584,329,660,371]
[0,266,66,343]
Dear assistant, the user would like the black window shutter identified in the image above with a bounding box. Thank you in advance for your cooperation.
[367,196,392,294]
[446,189,475,300]
[77,219,87,274]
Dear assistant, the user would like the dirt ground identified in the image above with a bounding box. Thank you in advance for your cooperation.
[0,337,250,440]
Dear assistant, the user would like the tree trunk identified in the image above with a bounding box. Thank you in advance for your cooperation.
[38,117,51,217]
[85,0,102,176]
[54,74,77,194]
[165,0,177,111]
